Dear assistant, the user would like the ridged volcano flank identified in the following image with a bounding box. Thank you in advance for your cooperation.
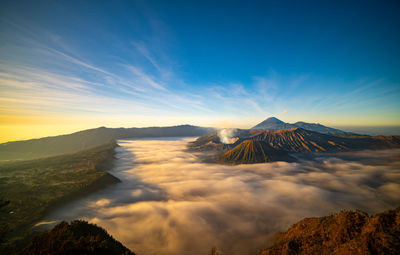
[218,140,295,164]
[249,128,349,152]
[191,128,400,156]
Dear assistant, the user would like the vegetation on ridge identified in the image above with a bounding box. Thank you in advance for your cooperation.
[21,220,134,255]
[260,206,400,255]
[0,142,119,253]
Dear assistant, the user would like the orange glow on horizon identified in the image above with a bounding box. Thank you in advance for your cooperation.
[1,113,400,143]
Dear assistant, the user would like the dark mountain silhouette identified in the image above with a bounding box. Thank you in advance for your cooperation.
[260,206,400,255]
[22,220,134,255]
[218,140,296,164]
[0,125,213,161]
[252,117,347,134]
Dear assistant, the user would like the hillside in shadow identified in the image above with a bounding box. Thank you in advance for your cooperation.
[0,142,119,253]
[21,220,134,255]
[0,125,212,161]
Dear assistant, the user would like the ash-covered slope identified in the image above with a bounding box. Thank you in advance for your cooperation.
[190,128,345,153]
[191,128,400,155]
[218,140,296,164]
[260,206,400,255]
[188,129,249,152]
[249,128,349,152]
[251,128,400,152]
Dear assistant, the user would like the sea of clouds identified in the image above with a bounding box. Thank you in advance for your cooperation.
[43,138,400,255]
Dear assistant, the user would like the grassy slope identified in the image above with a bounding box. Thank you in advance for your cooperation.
[0,141,119,252]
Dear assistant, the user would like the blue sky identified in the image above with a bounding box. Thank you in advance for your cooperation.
[1,0,400,141]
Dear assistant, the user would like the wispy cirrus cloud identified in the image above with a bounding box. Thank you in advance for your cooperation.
[1,17,276,126]
[0,19,208,120]
[1,11,399,137]
[125,65,167,91]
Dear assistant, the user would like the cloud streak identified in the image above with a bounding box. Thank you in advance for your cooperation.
[41,138,400,255]
[0,19,214,124]
[1,13,400,141]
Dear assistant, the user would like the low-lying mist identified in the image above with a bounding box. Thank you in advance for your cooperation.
[42,138,400,255]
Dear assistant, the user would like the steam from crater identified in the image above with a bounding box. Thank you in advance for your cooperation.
[218,128,237,144]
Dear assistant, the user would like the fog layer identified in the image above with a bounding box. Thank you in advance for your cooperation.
[42,138,400,255]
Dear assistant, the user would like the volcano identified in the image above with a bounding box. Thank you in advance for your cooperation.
[218,140,296,164]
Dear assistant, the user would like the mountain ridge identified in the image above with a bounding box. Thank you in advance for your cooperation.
[189,127,400,164]
[0,125,213,161]
[252,117,348,134]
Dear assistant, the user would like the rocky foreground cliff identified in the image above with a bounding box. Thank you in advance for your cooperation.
[18,206,400,255]
[260,206,400,255]
[21,220,134,255]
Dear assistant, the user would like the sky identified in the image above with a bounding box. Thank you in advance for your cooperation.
[1,0,400,142]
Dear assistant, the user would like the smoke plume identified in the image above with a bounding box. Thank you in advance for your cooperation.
[218,128,237,144]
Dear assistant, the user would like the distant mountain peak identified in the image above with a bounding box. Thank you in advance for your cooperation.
[263,117,284,123]
[252,117,293,130]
